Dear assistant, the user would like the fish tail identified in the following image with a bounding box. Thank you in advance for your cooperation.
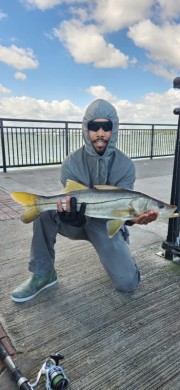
[11,192,41,223]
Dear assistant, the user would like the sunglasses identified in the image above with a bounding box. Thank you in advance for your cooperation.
[87,120,113,132]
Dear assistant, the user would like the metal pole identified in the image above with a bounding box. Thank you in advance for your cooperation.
[162,77,180,259]
[0,119,7,172]
[65,121,69,157]
[150,124,154,159]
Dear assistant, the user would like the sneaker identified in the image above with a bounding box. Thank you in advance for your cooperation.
[11,269,58,303]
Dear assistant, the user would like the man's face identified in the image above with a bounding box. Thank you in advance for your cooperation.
[88,118,112,155]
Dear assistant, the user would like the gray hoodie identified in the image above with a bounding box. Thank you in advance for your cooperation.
[59,100,139,289]
[60,99,135,190]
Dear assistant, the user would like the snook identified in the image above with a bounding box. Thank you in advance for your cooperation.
[11,180,179,238]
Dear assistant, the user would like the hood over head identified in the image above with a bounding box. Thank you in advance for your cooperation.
[82,99,119,157]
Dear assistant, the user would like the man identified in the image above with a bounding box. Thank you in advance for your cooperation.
[12,99,157,302]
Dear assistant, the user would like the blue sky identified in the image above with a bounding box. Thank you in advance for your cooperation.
[0,0,180,122]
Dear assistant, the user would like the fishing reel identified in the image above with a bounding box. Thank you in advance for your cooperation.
[31,353,69,390]
[0,341,69,390]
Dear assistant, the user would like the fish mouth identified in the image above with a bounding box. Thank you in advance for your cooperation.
[160,204,178,217]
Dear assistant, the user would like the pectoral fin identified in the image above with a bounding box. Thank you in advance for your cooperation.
[107,219,124,238]
[111,210,129,218]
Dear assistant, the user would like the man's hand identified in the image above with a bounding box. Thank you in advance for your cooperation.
[131,211,158,225]
[57,196,86,227]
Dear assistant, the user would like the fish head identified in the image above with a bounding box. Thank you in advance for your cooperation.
[146,198,177,218]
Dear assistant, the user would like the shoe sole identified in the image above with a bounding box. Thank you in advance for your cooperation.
[11,279,58,303]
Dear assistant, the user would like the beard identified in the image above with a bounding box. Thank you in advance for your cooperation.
[92,138,108,155]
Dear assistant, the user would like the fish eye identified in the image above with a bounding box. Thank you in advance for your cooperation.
[158,201,164,209]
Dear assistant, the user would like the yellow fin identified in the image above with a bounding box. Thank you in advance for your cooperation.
[11,192,40,223]
[11,192,38,206]
[63,180,89,193]
[107,219,124,238]
[21,207,40,223]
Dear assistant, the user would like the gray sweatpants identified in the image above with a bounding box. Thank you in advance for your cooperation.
[29,211,140,292]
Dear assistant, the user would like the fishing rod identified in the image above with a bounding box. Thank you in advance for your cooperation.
[0,340,32,389]
[0,340,69,390]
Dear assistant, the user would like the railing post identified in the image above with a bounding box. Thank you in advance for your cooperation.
[65,121,69,157]
[150,124,154,159]
[0,119,7,172]
[162,77,180,260]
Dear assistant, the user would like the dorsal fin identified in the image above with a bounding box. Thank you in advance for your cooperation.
[94,185,119,190]
[63,180,89,193]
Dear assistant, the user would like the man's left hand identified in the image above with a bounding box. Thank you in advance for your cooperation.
[131,211,158,225]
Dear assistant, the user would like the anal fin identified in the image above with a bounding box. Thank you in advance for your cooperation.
[107,219,124,238]
[21,206,40,223]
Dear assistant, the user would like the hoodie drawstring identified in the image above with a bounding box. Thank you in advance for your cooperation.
[95,157,109,185]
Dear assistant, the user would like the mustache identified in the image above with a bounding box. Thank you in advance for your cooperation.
[92,137,108,144]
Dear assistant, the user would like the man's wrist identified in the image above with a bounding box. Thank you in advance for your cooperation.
[125,220,135,226]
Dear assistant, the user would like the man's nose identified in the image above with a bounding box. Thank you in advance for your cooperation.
[96,127,105,135]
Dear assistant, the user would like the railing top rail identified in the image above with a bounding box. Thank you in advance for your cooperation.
[0,118,177,127]
[0,118,82,124]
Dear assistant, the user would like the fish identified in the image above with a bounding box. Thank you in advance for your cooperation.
[11,179,180,238]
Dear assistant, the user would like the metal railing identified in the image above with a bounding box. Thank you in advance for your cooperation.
[0,118,177,172]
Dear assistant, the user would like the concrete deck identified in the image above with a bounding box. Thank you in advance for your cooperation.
[1,157,180,390]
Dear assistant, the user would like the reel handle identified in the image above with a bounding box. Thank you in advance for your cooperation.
[50,353,64,366]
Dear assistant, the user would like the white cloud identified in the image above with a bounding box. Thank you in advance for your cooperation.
[20,0,180,79]
[0,87,179,124]
[86,85,116,102]
[0,96,83,121]
[20,0,63,10]
[69,5,89,22]
[14,71,27,80]
[157,0,180,19]
[21,0,89,11]
[128,20,180,70]
[144,63,176,81]
[87,86,180,123]
[0,84,11,94]
[0,45,39,70]
[54,20,129,68]
[115,89,180,123]
[93,0,154,32]
[0,11,7,20]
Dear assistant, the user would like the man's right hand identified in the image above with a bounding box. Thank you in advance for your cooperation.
[57,196,86,227]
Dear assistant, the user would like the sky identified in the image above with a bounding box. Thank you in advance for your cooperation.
[0,0,180,123]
